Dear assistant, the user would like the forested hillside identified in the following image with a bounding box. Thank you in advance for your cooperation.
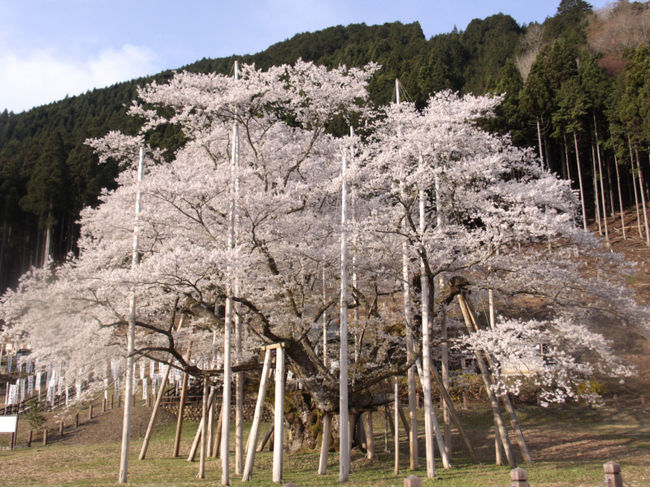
[0,0,649,292]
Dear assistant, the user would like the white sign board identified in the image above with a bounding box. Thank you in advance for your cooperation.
[0,415,18,434]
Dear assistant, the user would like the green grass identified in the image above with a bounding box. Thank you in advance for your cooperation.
[1,403,649,486]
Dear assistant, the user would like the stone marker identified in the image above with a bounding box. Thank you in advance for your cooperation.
[510,467,529,487]
[404,475,422,487]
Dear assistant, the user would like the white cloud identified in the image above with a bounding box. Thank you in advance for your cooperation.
[0,44,159,113]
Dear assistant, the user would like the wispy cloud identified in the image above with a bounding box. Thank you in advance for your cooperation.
[0,44,159,113]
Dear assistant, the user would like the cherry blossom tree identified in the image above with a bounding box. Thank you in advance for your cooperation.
[1,62,646,483]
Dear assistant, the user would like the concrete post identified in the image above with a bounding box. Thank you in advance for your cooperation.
[510,467,529,487]
[604,461,623,487]
[404,475,422,487]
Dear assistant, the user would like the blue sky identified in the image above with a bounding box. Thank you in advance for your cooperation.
[0,0,615,113]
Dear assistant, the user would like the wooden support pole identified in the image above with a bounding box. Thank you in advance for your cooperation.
[495,426,505,466]
[206,387,215,460]
[429,360,478,463]
[384,405,390,452]
[212,401,224,458]
[257,424,273,452]
[75,412,79,428]
[414,360,450,469]
[272,346,285,484]
[187,388,216,462]
[173,347,192,457]
[243,349,272,481]
[27,429,33,447]
[42,429,47,445]
[463,297,533,466]
[110,394,114,410]
[394,377,399,475]
[139,364,171,460]
[59,420,64,437]
[318,414,332,475]
[398,404,410,436]
[457,294,516,468]
[102,398,107,413]
[198,377,208,479]
[88,404,93,421]
[363,411,374,460]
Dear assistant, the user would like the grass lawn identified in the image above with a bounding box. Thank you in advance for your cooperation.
[1,401,649,486]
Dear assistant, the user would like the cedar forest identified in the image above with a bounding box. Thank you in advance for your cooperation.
[1,0,650,484]
[0,0,649,290]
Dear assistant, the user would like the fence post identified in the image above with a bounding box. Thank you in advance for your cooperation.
[604,461,623,487]
[42,428,47,445]
[88,404,93,421]
[510,467,529,487]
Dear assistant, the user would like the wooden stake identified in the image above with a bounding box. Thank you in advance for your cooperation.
[243,349,272,481]
[27,429,33,447]
[88,404,93,421]
[42,428,47,445]
[59,420,64,437]
[102,398,107,413]
[272,346,285,483]
[139,364,171,460]
[75,412,79,428]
